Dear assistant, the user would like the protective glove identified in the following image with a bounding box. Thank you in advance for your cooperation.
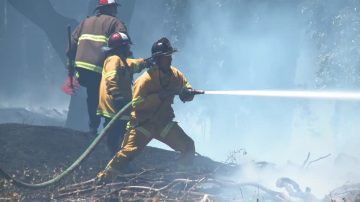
[180,88,193,97]
[62,76,79,95]
[179,88,204,102]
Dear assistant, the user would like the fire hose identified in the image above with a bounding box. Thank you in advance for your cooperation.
[0,101,132,189]
[0,90,204,189]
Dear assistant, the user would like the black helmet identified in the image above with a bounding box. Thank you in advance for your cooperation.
[102,32,132,52]
[151,37,177,57]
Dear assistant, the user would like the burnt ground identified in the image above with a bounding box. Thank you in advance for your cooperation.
[0,123,235,201]
[1,123,360,202]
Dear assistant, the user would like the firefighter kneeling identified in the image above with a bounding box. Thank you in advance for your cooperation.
[97,37,198,182]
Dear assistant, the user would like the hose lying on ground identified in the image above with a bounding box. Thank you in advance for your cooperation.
[0,102,132,189]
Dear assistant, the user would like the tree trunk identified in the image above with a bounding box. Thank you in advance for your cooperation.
[8,0,78,64]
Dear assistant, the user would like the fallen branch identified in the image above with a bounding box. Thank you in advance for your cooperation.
[180,177,207,200]
[306,153,331,168]
[302,152,311,168]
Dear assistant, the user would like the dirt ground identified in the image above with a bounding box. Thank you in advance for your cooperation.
[0,123,225,201]
[2,123,360,201]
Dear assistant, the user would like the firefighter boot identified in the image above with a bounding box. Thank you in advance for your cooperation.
[96,165,120,185]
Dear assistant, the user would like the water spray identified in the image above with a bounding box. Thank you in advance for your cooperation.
[193,89,360,100]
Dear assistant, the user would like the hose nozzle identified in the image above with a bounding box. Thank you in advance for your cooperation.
[190,89,205,95]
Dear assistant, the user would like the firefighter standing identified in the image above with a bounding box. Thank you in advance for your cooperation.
[97,32,149,155]
[97,37,199,182]
[66,0,128,135]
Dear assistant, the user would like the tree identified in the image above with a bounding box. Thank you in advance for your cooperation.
[7,0,137,130]
[8,0,78,63]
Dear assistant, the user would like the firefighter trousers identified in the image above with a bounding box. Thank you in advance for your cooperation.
[99,121,195,179]
[76,68,101,132]
[86,85,101,132]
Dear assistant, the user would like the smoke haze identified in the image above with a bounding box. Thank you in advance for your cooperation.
[1,0,360,197]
